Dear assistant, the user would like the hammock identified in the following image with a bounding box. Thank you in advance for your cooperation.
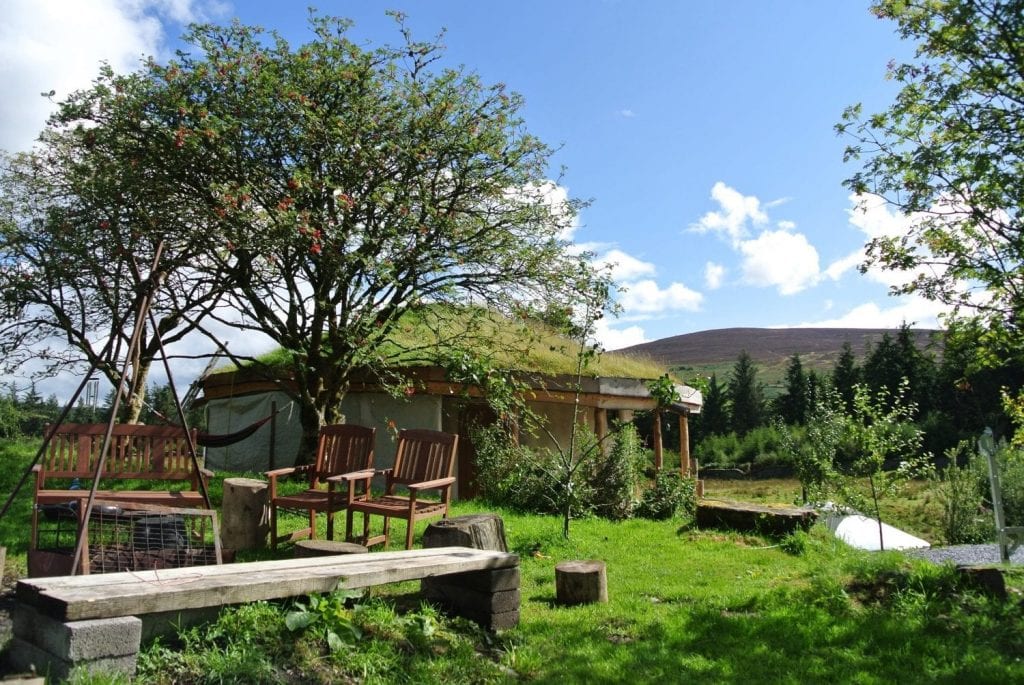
[197,414,274,448]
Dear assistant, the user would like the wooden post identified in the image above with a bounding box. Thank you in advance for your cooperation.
[652,410,663,470]
[679,412,690,477]
[595,408,609,455]
[269,400,277,471]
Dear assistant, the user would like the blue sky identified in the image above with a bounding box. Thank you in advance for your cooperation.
[1,1,946,396]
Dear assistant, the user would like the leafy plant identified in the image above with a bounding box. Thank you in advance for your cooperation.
[635,471,696,520]
[929,441,990,544]
[833,381,931,550]
[591,422,646,520]
[285,590,365,653]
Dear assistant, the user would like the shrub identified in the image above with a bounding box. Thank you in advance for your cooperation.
[591,423,646,520]
[473,420,651,521]
[695,424,790,470]
[930,442,990,544]
[470,422,551,513]
[635,471,696,520]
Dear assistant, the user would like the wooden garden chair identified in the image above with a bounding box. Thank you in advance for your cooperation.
[342,428,458,550]
[265,423,375,549]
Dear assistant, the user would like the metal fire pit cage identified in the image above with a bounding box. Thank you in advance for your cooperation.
[31,499,223,576]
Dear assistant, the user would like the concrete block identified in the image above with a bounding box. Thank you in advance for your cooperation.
[13,605,141,661]
[452,609,520,631]
[6,636,138,682]
[423,584,520,614]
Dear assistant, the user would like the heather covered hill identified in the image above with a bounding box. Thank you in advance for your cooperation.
[619,327,942,383]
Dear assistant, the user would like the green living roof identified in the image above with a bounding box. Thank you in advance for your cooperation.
[217,307,671,381]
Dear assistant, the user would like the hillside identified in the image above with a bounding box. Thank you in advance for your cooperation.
[620,327,942,391]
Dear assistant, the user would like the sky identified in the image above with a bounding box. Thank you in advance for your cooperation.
[0,0,949,400]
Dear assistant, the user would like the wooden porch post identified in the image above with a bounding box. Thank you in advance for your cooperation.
[595,408,609,455]
[653,410,663,471]
[679,412,690,477]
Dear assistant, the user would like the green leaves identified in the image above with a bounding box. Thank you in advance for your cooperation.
[839,1,1024,367]
[285,591,365,653]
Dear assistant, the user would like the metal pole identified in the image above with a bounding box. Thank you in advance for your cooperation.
[979,427,1009,564]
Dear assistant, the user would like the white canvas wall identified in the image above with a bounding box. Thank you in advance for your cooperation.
[204,391,303,472]
[203,390,443,473]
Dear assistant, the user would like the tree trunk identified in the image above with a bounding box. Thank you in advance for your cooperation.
[555,560,608,605]
[296,402,322,466]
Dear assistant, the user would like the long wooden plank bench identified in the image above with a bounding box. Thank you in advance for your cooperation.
[12,546,521,680]
[30,423,211,576]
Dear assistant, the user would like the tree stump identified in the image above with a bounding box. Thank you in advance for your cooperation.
[422,513,509,552]
[555,560,608,605]
[220,477,270,552]
[294,540,368,558]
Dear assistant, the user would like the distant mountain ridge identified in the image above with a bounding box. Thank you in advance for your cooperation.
[619,327,941,370]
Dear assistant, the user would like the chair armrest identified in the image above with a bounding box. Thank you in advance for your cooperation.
[264,466,300,479]
[198,467,214,480]
[326,469,376,484]
[408,476,456,492]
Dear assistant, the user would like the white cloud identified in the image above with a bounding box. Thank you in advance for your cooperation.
[594,249,656,282]
[846,193,909,240]
[823,251,863,281]
[689,182,823,295]
[0,0,217,153]
[738,228,821,295]
[843,192,944,291]
[618,109,635,118]
[704,262,725,290]
[618,279,703,314]
[690,181,768,245]
[794,297,948,329]
[594,319,647,351]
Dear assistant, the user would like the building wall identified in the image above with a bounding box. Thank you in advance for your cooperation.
[520,400,596,453]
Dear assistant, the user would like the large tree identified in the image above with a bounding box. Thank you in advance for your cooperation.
[27,14,607,457]
[0,70,234,421]
[838,0,1024,361]
[776,353,809,425]
[728,351,764,436]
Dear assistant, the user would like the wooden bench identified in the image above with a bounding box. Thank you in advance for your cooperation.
[30,423,211,576]
[12,546,521,680]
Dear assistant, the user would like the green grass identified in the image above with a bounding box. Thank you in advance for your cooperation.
[3,440,1024,683]
[212,305,672,382]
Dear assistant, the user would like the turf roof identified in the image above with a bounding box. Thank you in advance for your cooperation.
[212,307,672,381]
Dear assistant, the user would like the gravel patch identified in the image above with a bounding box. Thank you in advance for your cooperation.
[904,543,1024,566]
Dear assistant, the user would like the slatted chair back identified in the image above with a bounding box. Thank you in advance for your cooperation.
[42,423,200,487]
[387,429,458,492]
[311,424,376,487]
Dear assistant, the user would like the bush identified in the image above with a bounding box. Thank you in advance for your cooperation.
[695,424,791,470]
[931,442,990,544]
[591,423,646,520]
[635,471,696,520]
[470,423,551,514]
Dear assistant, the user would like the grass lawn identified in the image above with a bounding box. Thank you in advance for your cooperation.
[1,439,1022,683]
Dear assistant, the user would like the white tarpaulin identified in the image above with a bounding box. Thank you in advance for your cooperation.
[830,514,930,551]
